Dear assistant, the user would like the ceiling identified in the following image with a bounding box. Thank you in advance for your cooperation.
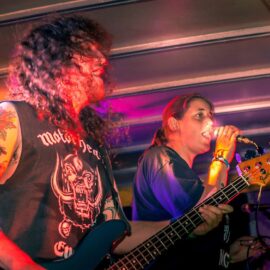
[1,0,270,206]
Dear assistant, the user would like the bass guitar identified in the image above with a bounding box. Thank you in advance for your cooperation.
[42,153,270,270]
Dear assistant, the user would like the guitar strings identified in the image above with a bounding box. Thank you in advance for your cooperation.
[108,170,256,270]
[109,171,252,270]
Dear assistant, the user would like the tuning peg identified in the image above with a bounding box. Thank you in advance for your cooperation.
[255,162,262,169]
[243,165,251,173]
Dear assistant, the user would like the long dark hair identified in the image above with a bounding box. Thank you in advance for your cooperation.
[151,93,214,146]
[7,15,117,146]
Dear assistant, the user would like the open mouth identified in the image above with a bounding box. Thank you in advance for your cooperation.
[201,131,212,141]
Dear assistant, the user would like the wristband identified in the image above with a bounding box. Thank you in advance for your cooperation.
[212,156,230,169]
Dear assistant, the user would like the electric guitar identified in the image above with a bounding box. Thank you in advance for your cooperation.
[41,153,270,270]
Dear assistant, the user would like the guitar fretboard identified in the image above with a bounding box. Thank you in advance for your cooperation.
[108,174,250,270]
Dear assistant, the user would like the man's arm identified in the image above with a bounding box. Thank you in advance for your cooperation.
[0,103,44,269]
[0,102,19,184]
[0,230,44,270]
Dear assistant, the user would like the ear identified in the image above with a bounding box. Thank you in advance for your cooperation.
[167,116,179,131]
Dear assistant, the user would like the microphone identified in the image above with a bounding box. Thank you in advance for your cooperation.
[213,129,259,150]
[236,135,261,152]
[236,135,255,145]
[241,203,270,213]
[213,129,253,144]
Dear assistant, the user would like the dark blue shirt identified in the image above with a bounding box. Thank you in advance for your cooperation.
[132,145,204,221]
[132,145,231,270]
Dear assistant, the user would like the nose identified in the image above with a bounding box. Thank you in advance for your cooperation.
[207,117,214,126]
[99,54,108,66]
[96,50,108,67]
[206,117,214,133]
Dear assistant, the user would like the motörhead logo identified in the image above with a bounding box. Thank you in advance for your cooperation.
[51,153,103,235]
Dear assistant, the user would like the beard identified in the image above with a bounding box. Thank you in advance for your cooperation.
[88,75,105,102]
[73,74,105,105]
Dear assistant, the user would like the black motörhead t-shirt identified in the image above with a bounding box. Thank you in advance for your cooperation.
[0,102,128,261]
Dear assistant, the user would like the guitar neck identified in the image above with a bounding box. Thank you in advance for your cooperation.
[109,174,250,270]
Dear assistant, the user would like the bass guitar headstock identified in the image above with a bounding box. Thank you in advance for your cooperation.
[237,152,270,188]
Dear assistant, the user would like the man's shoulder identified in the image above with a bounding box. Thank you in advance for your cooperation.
[0,101,36,119]
[0,101,31,112]
[0,101,20,124]
[0,101,21,184]
[0,101,16,111]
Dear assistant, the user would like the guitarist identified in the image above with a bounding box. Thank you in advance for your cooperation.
[0,17,236,270]
[132,93,254,269]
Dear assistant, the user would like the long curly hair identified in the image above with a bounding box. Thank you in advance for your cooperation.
[7,15,116,147]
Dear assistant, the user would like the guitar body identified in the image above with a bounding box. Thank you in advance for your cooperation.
[41,220,126,270]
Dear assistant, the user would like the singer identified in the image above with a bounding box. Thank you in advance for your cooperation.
[132,93,263,269]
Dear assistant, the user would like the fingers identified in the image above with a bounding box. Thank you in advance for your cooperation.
[199,204,233,227]
[200,204,233,215]
[215,125,240,142]
[214,125,241,162]
[199,205,223,226]
[217,204,234,213]
[193,204,233,236]
[236,235,255,243]
[237,237,268,258]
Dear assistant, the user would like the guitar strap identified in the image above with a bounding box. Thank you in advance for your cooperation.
[99,145,131,236]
